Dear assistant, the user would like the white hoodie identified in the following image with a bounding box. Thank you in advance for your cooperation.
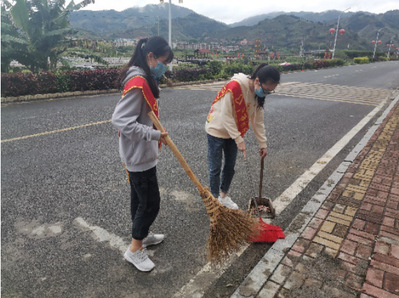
[205,73,267,148]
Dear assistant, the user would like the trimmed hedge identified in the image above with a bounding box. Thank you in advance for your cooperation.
[273,58,344,72]
[173,67,209,82]
[1,58,347,97]
[353,57,370,64]
[2,68,119,97]
[223,61,255,76]
[344,50,374,59]
[2,72,59,97]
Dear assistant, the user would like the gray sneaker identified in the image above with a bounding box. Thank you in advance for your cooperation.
[218,196,239,209]
[124,248,155,272]
[142,233,164,248]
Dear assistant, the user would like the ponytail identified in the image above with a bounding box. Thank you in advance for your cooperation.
[116,36,173,98]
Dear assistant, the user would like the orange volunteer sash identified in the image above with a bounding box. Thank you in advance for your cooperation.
[209,80,249,137]
[122,75,159,118]
[119,76,161,179]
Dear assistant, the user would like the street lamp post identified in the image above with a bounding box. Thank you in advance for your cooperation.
[332,7,350,59]
[373,28,385,60]
[168,0,172,56]
[161,0,182,71]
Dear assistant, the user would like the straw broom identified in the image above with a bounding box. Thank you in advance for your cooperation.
[148,111,259,263]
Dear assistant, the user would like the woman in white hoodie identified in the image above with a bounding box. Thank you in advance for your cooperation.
[112,36,173,272]
[205,64,280,209]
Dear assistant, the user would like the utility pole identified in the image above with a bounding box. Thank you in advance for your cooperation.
[373,28,385,60]
[387,36,395,59]
[332,7,350,59]
[299,38,304,57]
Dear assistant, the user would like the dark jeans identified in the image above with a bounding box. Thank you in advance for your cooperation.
[207,134,238,198]
[128,167,160,240]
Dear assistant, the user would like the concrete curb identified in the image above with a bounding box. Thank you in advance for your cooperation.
[1,89,120,103]
[231,91,399,298]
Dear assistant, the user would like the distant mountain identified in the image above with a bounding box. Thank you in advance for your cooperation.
[341,10,399,42]
[229,10,359,27]
[166,13,228,40]
[210,14,360,50]
[69,6,399,52]
[70,4,196,38]
[228,12,286,27]
[208,12,398,51]
[117,12,228,40]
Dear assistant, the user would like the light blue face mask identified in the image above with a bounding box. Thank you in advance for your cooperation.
[255,86,269,98]
[150,61,167,79]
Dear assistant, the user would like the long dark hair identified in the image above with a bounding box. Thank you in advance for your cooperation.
[250,63,280,108]
[117,36,174,98]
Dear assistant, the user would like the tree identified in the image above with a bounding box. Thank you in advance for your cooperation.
[1,0,95,73]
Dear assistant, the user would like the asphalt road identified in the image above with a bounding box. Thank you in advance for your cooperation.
[2,61,398,297]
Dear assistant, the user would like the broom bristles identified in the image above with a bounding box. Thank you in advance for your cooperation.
[200,189,260,263]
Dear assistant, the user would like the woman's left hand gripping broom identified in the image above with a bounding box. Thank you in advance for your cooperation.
[148,111,259,263]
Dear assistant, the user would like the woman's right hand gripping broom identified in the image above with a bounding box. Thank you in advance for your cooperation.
[160,132,169,145]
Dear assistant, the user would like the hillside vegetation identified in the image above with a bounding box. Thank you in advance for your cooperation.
[70,6,399,52]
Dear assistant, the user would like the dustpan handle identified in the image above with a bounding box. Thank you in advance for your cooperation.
[258,156,265,199]
[244,157,261,217]
[148,111,205,193]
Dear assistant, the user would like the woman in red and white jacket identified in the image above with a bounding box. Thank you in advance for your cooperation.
[205,64,280,209]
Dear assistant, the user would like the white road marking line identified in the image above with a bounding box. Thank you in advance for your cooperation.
[273,101,384,215]
[173,100,387,297]
[73,217,128,253]
[1,120,111,143]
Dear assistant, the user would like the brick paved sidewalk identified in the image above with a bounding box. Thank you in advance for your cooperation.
[231,97,399,298]
[256,101,399,297]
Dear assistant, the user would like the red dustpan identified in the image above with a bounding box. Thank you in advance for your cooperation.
[245,156,285,243]
[250,217,285,242]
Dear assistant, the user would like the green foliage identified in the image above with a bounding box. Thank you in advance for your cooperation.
[1,57,368,97]
[327,58,345,66]
[1,72,59,96]
[173,67,209,82]
[344,50,374,58]
[1,68,119,97]
[222,61,255,77]
[376,56,388,61]
[353,57,370,64]
[207,60,223,76]
[1,0,95,73]
[55,71,72,93]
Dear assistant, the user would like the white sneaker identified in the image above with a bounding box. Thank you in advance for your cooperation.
[218,196,239,209]
[142,233,164,248]
[124,248,155,272]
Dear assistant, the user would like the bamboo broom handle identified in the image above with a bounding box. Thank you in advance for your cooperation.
[148,111,205,193]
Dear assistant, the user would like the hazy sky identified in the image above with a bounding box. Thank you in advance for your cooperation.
[81,0,398,24]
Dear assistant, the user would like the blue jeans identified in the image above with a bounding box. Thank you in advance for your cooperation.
[207,134,238,198]
[128,167,160,240]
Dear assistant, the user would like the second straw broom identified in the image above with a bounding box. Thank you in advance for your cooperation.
[148,111,259,263]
